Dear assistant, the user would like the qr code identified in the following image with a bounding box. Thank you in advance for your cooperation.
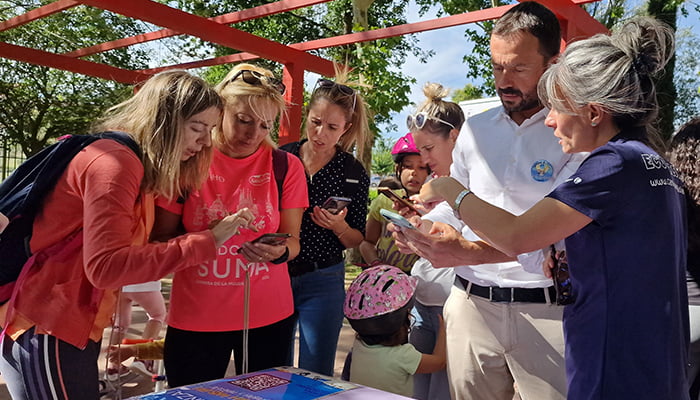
[228,374,290,392]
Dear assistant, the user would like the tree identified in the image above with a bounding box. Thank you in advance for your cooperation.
[177,0,431,142]
[414,0,698,137]
[370,137,395,176]
[0,1,150,156]
[646,0,678,141]
[452,83,485,103]
[674,27,700,128]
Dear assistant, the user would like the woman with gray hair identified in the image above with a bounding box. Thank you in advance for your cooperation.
[412,17,688,399]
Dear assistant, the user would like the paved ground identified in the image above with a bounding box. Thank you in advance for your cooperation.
[0,276,356,400]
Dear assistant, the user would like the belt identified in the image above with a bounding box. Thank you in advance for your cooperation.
[456,276,556,304]
[288,256,344,277]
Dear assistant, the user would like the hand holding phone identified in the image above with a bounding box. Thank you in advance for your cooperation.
[379,209,417,230]
[322,196,352,215]
[252,233,291,246]
[377,187,422,215]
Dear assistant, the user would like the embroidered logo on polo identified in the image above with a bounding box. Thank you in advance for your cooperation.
[530,160,554,182]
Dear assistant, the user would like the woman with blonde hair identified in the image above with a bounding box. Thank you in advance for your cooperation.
[155,63,308,387]
[405,82,464,400]
[0,70,255,400]
[280,70,370,375]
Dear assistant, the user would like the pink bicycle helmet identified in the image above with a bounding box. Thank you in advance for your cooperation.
[344,265,417,336]
[391,132,420,163]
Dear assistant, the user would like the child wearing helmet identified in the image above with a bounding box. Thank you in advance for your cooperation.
[343,265,446,397]
[358,133,428,273]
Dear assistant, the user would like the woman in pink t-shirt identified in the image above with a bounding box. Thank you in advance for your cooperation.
[154,64,308,387]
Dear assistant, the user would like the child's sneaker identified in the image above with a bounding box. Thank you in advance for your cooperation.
[129,359,154,378]
[105,365,130,381]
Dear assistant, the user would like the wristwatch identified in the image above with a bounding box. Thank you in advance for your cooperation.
[452,188,472,219]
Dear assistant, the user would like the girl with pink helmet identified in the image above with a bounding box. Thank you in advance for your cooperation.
[343,265,446,398]
[358,133,428,273]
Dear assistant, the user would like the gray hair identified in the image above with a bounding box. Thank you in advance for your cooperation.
[538,17,674,135]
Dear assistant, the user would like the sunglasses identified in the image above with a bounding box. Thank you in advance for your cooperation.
[228,69,286,95]
[550,245,574,306]
[314,78,357,111]
[406,112,456,131]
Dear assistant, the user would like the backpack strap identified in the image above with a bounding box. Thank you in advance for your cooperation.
[97,131,142,158]
[272,149,289,210]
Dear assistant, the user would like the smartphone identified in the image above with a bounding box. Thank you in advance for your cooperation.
[379,208,417,230]
[321,196,352,215]
[377,187,422,215]
[252,233,291,246]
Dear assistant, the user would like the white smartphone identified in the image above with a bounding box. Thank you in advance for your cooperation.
[379,208,417,230]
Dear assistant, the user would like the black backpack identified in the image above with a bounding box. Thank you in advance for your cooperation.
[0,131,140,304]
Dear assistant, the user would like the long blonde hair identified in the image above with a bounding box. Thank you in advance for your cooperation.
[213,63,287,150]
[93,70,222,201]
[306,66,371,161]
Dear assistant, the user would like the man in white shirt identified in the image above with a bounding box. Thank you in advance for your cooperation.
[395,2,586,399]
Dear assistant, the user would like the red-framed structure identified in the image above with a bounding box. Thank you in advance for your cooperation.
[0,0,607,144]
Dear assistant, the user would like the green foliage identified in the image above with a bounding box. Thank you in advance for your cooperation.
[452,83,485,103]
[0,1,149,156]
[674,28,700,128]
[371,137,395,177]
[176,0,428,138]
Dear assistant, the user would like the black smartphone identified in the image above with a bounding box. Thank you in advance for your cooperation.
[252,233,291,246]
[377,187,421,215]
[321,196,352,215]
[550,245,574,305]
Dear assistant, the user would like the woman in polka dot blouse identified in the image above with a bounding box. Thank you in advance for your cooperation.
[280,70,371,376]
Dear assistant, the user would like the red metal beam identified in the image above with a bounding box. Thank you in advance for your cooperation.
[145,0,603,74]
[77,0,337,77]
[0,0,79,32]
[537,0,608,38]
[64,0,332,58]
[279,63,305,144]
[0,41,151,84]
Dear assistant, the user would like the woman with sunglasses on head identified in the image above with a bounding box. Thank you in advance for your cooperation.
[154,64,308,387]
[411,18,689,399]
[397,82,464,400]
[0,70,258,400]
[280,71,370,376]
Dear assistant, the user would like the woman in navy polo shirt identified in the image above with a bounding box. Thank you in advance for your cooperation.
[416,18,688,399]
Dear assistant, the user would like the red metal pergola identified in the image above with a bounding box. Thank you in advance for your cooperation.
[0,0,607,144]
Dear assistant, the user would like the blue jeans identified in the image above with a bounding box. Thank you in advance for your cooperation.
[290,261,345,376]
[410,301,451,400]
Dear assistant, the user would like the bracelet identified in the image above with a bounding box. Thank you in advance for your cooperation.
[270,246,290,264]
[452,188,472,219]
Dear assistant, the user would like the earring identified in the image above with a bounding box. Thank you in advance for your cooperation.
[591,121,598,127]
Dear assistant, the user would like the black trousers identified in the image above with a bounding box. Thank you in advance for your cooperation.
[163,314,295,388]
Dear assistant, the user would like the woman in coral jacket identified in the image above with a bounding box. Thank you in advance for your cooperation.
[0,70,256,400]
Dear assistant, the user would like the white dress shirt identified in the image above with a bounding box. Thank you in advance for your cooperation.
[429,105,586,288]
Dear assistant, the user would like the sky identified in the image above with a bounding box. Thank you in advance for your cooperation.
[305,1,700,144]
